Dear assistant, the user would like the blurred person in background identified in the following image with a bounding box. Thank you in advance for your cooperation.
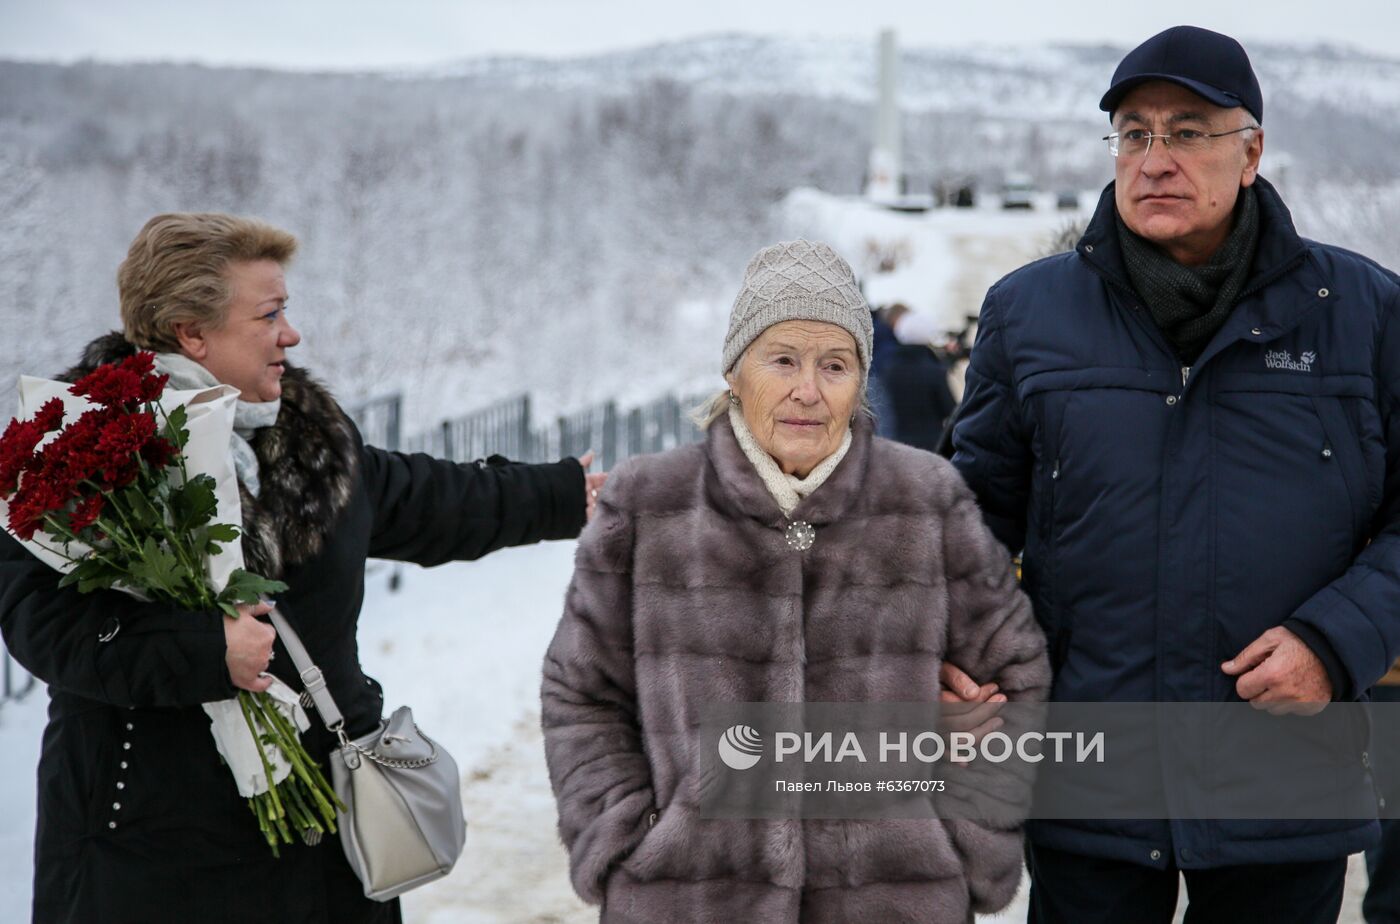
[943,26,1400,923]
[867,303,900,437]
[542,239,1049,922]
[0,212,603,924]
[877,303,958,453]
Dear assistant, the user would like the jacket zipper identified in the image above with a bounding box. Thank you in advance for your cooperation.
[1048,458,1070,672]
[1181,366,1191,389]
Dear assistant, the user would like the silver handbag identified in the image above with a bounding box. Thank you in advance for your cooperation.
[271,609,468,900]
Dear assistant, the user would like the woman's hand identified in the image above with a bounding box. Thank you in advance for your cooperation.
[578,450,610,522]
[224,601,277,692]
[938,661,1007,738]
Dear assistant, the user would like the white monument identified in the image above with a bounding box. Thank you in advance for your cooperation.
[866,29,902,203]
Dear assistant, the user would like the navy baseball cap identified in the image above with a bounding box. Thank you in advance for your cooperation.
[1100,26,1263,124]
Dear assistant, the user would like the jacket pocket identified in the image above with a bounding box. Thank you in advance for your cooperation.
[1310,395,1370,543]
[1043,456,1073,674]
[1041,391,1069,674]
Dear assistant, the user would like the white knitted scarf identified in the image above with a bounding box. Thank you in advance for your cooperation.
[728,405,852,517]
[154,352,281,498]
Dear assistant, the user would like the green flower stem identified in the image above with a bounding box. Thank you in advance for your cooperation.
[239,692,288,827]
[40,511,132,576]
[250,795,281,857]
[251,693,344,823]
[283,778,325,834]
[37,515,145,601]
[97,492,147,557]
[35,518,97,565]
[279,779,311,830]
[143,402,211,593]
[269,797,292,844]
[97,480,208,607]
[149,505,213,606]
[253,693,345,818]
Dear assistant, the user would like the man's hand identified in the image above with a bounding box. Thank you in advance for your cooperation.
[1221,626,1332,715]
[938,661,1007,739]
[224,601,276,692]
[578,450,609,522]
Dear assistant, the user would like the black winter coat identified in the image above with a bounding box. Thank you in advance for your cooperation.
[0,334,587,924]
[951,178,1400,869]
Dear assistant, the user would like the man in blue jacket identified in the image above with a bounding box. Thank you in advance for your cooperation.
[949,25,1400,923]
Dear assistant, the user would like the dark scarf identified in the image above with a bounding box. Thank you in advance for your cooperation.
[1117,185,1260,364]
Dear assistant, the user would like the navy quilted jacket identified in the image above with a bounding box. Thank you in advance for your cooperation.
[951,176,1400,869]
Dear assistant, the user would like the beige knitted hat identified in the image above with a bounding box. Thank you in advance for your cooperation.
[722,240,872,381]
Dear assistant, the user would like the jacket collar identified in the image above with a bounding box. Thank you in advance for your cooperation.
[1078,176,1306,289]
[62,332,357,578]
[1076,176,1331,362]
[704,411,873,529]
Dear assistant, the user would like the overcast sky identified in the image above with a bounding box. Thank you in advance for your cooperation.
[2,0,1398,70]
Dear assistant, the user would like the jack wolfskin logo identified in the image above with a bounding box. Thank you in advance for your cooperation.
[1265,349,1315,372]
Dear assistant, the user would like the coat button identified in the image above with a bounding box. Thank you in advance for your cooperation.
[1180,847,1194,862]
[1150,849,1162,861]
[116,782,125,790]
[125,723,134,731]
[113,802,122,811]
[1318,288,1329,298]
[108,822,117,830]
[1165,396,1177,406]
[120,761,128,770]
[1085,244,1095,254]
[1251,328,1262,336]
[122,742,131,751]
[1322,448,1333,459]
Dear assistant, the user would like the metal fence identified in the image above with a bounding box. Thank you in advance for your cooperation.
[350,388,711,595]
[404,391,714,468]
[346,393,403,452]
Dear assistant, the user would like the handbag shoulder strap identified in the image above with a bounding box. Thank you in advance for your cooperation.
[268,606,345,733]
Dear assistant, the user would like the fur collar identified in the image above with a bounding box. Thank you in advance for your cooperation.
[62,332,358,578]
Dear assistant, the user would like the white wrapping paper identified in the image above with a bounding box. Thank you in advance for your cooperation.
[6,375,309,798]
[204,676,312,797]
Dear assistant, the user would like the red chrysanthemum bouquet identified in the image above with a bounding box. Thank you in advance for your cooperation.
[0,351,342,855]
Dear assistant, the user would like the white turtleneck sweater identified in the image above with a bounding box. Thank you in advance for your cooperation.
[728,405,852,517]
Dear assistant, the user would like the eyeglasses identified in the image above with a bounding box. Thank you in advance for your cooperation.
[1103,125,1258,158]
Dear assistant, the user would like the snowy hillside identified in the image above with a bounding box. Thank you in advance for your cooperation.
[434,34,1400,118]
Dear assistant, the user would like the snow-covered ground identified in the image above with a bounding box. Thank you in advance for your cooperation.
[0,540,1375,922]
[0,676,44,919]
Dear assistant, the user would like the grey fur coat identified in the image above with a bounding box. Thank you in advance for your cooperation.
[542,413,1050,923]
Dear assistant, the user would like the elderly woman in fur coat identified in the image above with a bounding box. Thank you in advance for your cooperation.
[542,239,1051,923]
[0,213,601,924]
